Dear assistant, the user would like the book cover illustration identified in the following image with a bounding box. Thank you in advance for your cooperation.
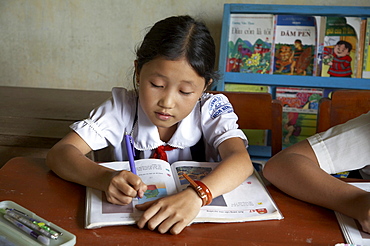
[276,87,323,148]
[226,14,273,74]
[314,16,327,76]
[363,18,370,79]
[273,15,316,76]
[355,18,367,78]
[321,17,361,78]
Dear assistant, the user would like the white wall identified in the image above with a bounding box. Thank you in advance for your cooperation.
[1,0,369,91]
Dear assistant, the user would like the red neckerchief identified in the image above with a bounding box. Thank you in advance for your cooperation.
[152,145,176,161]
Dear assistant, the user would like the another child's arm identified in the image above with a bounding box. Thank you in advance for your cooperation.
[263,139,370,233]
[46,131,147,205]
[136,137,253,234]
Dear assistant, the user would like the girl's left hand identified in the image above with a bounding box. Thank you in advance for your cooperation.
[135,188,202,234]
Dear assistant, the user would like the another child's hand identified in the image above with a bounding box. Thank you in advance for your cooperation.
[355,192,370,233]
[105,170,147,205]
[135,188,203,234]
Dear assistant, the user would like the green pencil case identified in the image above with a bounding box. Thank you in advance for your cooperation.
[0,200,76,246]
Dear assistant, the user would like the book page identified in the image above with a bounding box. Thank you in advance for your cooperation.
[170,161,283,223]
[335,183,370,245]
[85,159,177,229]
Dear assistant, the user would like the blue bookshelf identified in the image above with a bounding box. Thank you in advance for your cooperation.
[215,4,370,162]
[215,4,370,91]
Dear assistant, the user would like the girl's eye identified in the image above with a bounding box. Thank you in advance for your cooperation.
[150,82,163,88]
[180,91,193,95]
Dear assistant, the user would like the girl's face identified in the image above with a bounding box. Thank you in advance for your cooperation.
[136,56,207,136]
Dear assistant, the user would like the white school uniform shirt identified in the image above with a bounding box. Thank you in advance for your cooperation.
[70,87,248,164]
[307,111,370,177]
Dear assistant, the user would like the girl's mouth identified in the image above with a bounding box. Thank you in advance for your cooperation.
[156,112,173,121]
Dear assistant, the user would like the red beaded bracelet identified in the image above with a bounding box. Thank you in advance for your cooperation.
[194,180,213,206]
[183,173,213,206]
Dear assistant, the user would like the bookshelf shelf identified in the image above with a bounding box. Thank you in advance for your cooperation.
[222,72,370,90]
[215,4,370,92]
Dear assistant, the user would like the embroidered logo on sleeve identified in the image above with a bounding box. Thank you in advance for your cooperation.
[208,95,234,119]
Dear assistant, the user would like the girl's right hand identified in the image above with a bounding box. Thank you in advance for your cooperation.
[105,170,147,205]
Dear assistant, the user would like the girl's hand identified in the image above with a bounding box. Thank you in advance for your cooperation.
[135,188,202,234]
[105,170,147,205]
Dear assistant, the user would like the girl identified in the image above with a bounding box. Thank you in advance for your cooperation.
[47,15,253,234]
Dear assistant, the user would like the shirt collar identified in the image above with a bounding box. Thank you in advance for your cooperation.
[132,102,202,151]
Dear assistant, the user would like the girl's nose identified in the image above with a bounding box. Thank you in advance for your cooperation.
[158,93,175,109]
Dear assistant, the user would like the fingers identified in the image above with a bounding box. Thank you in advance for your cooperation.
[135,200,156,211]
[136,200,164,230]
[105,170,147,205]
[105,190,133,205]
[137,184,148,199]
[136,189,202,234]
[360,222,370,233]
[136,199,189,234]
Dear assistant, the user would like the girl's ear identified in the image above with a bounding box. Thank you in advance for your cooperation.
[203,79,213,92]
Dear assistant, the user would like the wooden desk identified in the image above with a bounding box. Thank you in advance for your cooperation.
[0,86,111,148]
[0,157,346,245]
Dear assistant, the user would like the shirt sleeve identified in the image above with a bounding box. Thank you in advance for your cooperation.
[307,111,370,174]
[200,93,248,150]
[70,88,136,151]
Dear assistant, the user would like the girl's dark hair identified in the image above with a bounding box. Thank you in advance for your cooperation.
[134,15,219,88]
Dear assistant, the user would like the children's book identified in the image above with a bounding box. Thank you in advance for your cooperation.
[363,18,370,79]
[85,159,283,229]
[315,16,327,76]
[224,83,270,93]
[226,14,274,74]
[276,87,323,148]
[273,15,316,76]
[335,183,370,245]
[321,17,362,78]
[356,18,367,78]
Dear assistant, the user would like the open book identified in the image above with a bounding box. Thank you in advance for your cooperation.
[335,182,370,245]
[85,159,283,229]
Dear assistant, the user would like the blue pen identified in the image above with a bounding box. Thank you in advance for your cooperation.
[124,133,137,175]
